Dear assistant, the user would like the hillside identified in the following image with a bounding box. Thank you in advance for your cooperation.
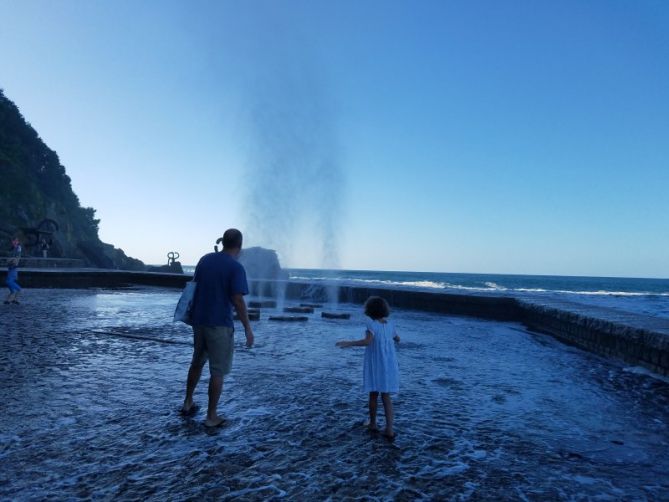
[0,90,144,269]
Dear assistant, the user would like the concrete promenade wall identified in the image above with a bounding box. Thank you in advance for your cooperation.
[8,269,669,376]
[13,268,190,289]
[280,280,522,321]
[519,302,669,377]
[0,257,85,268]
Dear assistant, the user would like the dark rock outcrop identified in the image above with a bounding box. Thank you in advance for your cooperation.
[78,241,146,271]
[239,246,288,281]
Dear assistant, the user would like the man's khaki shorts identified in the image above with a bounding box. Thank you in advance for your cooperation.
[191,326,235,377]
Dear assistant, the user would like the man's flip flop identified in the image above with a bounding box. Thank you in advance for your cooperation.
[179,404,200,416]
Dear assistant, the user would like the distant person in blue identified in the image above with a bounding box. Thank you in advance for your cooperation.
[5,237,22,305]
[336,296,400,439]
[181,228,254,427]
[5,258,21,304]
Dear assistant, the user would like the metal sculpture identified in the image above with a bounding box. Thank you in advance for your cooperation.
[167,251,180,266]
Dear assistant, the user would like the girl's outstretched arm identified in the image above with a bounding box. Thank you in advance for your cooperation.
[336,330,373,348]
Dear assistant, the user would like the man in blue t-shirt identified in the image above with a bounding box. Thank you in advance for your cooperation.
[181,228,254,427]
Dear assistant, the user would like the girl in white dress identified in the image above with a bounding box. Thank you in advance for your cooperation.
[336,296,400,439]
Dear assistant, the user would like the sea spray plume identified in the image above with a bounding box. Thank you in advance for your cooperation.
[242,58,344,306]
[314,156,344,304]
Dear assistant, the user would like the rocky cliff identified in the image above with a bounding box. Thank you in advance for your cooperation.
[239,246,288,281]
[0,90,144,270]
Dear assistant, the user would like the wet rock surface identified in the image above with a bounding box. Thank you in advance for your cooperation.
[322,312,351,320]
[283,306,314,314]
[1,288,669,500]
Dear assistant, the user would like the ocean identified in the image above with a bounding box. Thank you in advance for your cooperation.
[183,266,669,320]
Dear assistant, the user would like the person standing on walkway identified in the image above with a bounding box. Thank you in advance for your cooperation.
[4,258,21,304]
[181,228,254,427]
[336,296,400,439]
[40,238,49,258]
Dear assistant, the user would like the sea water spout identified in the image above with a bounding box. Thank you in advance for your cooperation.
[241,38,343,307]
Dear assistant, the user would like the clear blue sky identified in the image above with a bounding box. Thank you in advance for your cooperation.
[1,0,667,277]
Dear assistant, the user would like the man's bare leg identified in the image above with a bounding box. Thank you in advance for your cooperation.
[381,393,394,438]
[182,364,202,413]
[205,375,225,427]
[368,392,379,431]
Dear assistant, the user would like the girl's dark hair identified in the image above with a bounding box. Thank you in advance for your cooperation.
[364,296,390,320]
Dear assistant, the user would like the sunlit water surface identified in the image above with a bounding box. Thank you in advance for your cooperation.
[1,288,668,501]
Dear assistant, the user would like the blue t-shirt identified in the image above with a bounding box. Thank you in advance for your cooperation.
[190,252,249,327]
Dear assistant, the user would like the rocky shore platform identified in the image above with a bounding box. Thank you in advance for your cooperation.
[2,287,668,500]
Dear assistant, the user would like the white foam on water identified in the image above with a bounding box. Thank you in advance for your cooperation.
[290,275,449,290]
[515,288,669,297]
[623,366,669,383]
[290,274,669,297]
[468,449,487,460]
[573,475,599,485]
[484,282,507,291]
[241,406,273,417]
[433,462,470,476]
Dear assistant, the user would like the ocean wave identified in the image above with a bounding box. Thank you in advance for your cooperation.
[288,274,669,297]
[513,288,669,297]
[289,275,448,289]
[484,282,507,291]
[291,276,512,293]
[290,275,342,282]
[352,278,448,290]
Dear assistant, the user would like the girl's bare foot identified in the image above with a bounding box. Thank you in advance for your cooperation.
[180,401,199,416]
[382,428,396,440]
[204,416,226,427]
[366,421,379,432]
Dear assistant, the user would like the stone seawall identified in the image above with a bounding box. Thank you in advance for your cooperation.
[12,268,190,289]
[7,269,669,376]
[281,280,522,321]
[518,301,669,377]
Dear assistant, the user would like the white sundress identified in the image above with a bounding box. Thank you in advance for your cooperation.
[362,318,400,393]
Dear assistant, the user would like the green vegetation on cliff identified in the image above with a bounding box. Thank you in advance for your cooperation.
[0,90,144,269]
